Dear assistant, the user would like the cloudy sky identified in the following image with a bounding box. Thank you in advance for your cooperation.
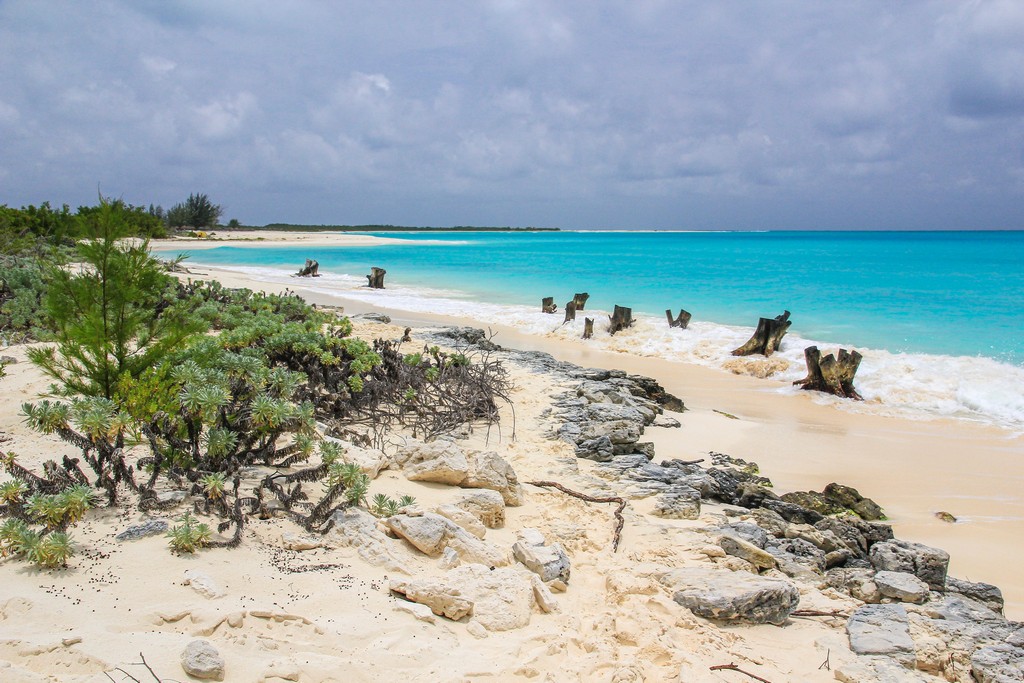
[1,1,1022,229]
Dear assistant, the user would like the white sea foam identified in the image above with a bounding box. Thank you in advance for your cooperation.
[201,263,1024,433]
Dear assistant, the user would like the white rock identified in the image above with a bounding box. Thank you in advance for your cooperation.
[180,639,225,681]
[326,507,412,574]
[183,570,226,599]
[281,532,321,551]
[389,578,474,620]
[393,600,437,623]
[875,570,930,604]
[529,573,560,613]
[435,504,487,539]
[455,489,506,529]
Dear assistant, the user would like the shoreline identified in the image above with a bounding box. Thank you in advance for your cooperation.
[178,262,1024,619]
[148,230,402,250]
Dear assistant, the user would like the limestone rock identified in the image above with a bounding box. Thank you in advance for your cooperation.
[116,519,169,541]
[337,440,390,479]
[385,511,508,566]
[946,576,1004,615]
[435,504,487,539]
[180,639,225,681]
[463,449,524,506]
[529,573,559,613]
[869,539,949,590]
[826,567,882,603]
[874,570,929,603]
[651,487,701,520]
[281,532,321,551]
[719,535,776,570]
[846,604,915,665]
[400,440,524,506]
[389,578,473,621]
[183,570,226,599]
[512,528,571,583]
[454,489,506,529]
[972,644,1024,683]
[326,507,412,574]
[660,567,799,625]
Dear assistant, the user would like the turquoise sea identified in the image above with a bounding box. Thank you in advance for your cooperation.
[157,230,1024,430]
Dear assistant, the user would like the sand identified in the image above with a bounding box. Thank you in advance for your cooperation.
[148,229,401,251]
[0,244,1020,681]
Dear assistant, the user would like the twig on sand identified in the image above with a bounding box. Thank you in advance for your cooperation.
[819,649,831,671]
[526,480,626,551]
[709,663,773,682]
[792,609,849,618]
[713,409,739,420]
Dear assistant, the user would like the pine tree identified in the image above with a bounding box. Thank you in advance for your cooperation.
[28,199,202,399]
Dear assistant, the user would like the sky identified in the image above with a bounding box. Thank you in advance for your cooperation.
[1,1,1023,230]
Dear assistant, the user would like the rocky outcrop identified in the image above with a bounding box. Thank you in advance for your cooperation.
[972,644,1024,683]
[326,507,412,574]
[385,510,509,567]
[869,539,949,590]
[453,489,507,529]
[846,604,916,665]
[659,567,799,625]
[874,570,929,603]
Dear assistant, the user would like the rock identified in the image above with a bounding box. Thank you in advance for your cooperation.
[652,415,681,428]
[735,483,779,509]
[651,487,701,520]
[972,644,1024,683]
[156,490,188,507]
[180,639,225,681]
[728,521,769,548]
[435,504,487,539]
[389,577,474,621]
[826,567,881,603]
[946,576,1004,615]
[747,507,789,538]
[337,440,390,479]
[935,510,957,523]
[846,604,916,665]
[529,574,559,613]
[780,490,845,516]
[400,441,524,506]
[116,519,168,541]
[512,529,571,583]
[719,535,776,570]
[281,532,321,551]
[183,570,226,599]
[874,570,929,603]
[869,539,949,590]
[822,482,885,520]
[768,538,826,573]
[454,489,506,529]
[393,600,437,623]
[352,312,391,324]
[660,567,799,625]
[0,355,17,364]
[759,498,823,525]
[386,512,508,566]
[439,547,460,569]
[326,507,412,574]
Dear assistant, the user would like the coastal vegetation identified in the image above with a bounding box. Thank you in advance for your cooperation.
[0,196,512,567]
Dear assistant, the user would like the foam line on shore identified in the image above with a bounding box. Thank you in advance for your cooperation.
[188,262,1024,432]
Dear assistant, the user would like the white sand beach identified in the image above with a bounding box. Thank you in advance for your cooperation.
[0,246,1021,682]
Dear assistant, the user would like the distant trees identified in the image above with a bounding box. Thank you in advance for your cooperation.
[167,193,222,230]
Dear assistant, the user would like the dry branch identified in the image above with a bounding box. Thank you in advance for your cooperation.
[709,663,773,683]
[526,480,626,551]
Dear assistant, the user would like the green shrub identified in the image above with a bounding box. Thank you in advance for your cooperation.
[167,513,212,553]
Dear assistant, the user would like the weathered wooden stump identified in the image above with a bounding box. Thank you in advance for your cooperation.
[402,327,412,343]
[295,259,320,277]
[666,309,692,329]
[731,310,791,356]
[366,267,386,289]
[564,300,577,322]
[572,293,590,310]
[542,297,557,314]
[582,317,594,339]
[609,305,633,335]
[794,346,863,400]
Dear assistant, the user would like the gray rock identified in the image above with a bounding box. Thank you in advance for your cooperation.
[651,487,701,520]
[660,567,799,625]
[652,415,681,428]
[352,312,392,323]
[747,507,789,538]
[728,522,769,548]
[326,507,412,574]
[972,644,1024,683]
[180,639,225,681]
[874,570,929,603]
[826,567,882,603]
[846,604,915,666]
[768,538,826,572]
[116,519,168,541]
[869,539,949,590]
[759,498,823,525]
[512,529,570,583]
[946,576,1004,615]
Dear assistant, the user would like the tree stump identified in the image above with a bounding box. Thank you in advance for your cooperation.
[582,317,594,339]
[609,305,633,335]
[542,297,557,314]
[666,309,692,329]
[794,346,863,400]
[572,293,590,310]
[564,300,577,322]
[731,310,791,356]
[295,259,320,277]
[366,267,386,289]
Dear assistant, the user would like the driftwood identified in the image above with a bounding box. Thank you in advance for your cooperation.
[366,267,386,289]
[564,300,577,322]
[793,346,863,400]
[731,310,791,356]
[572,292,590,310]
[582,318,594,339]
[709,664,773,683]
[526,480,626,551]
[295,259,320,277]
[542,297,557,314]
[666,308,692,329]
[401,327,412,343]
[609,305,633,335]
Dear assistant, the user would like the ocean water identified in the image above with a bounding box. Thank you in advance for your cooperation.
[156,230,1024,431]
